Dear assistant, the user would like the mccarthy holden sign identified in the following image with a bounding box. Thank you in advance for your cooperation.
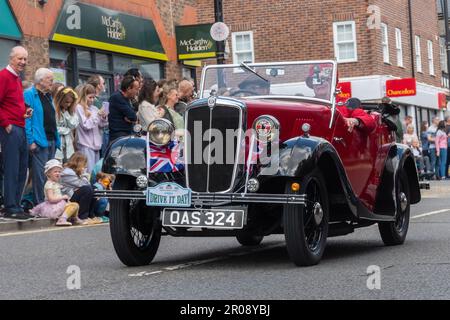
[176,24,217,60]
[51,1,167,61]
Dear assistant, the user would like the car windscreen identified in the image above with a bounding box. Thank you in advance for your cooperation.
[200,61,336,102]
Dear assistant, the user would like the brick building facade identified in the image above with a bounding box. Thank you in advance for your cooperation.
[196,0,448,130]
[1,0,199,92]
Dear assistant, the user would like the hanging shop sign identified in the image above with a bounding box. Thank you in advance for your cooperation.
[438,92,448,109]
[0,0,22,40]
[336,82,352,104]
[176,24,217,60]
[51,1,167,61]
[386,78,417,97]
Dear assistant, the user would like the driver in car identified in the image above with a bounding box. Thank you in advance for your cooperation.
[236,77,270,96]
[306,64,375,134]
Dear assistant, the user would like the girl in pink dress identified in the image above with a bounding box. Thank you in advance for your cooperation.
[30,159,80,226]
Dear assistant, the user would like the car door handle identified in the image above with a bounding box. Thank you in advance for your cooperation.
[333,137,346,147]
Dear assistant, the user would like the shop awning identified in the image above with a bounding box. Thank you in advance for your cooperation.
[0,0,22,40]
[51,1,167,61]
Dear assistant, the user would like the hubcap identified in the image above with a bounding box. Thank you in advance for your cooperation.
[313,202,323,226]
[399,192,408,212]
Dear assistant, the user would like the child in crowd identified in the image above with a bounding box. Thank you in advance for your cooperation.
[75,84,108,173]
[411,138,432,179]
[60,152,100,224]
[92,172,115,223]
[30,159,81,226]
[54,87,79,163]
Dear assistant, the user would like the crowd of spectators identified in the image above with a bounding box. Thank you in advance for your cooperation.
[402,115,450,181]
[0,46,196,224]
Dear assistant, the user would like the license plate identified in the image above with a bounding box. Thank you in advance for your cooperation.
[162,208,245,229]
[146,182,191,207]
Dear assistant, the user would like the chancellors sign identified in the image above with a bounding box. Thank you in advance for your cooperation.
[176,24,217,60]
[51,1,167,61]
[386,78,417,97]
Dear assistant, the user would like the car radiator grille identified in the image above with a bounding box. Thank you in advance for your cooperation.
[186,103,243,193]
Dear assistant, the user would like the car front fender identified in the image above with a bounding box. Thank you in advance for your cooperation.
[102,135,147,178]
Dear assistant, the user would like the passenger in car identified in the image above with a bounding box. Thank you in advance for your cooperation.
[338,97,376,134]
[306,64,376,134]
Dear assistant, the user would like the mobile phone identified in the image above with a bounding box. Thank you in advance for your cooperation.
[101,102,110,114]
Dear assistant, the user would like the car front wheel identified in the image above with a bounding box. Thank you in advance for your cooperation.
[109,178,162,266]
[283,170,329,266]
[378,171,410,246]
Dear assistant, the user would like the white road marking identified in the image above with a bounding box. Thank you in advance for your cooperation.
[0,223,108,237]
[128,243,284,278]
[411,209,450,219]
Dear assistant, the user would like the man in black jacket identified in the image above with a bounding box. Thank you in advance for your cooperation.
[108,76,139,143]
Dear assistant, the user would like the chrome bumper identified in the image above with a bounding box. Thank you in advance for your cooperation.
[94,190,306,205]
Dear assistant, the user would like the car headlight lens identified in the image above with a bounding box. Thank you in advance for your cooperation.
[253,115,280,142]
[147,119,174,146]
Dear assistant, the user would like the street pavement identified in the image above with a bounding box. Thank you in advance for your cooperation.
[0,181,449,300]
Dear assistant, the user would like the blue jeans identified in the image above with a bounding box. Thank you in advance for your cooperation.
[438,148,448,178]
[429,148,437,176]
[0,125,28,213]
[94,198,108,217]
[31,140,56,204]
[100,130,109,158]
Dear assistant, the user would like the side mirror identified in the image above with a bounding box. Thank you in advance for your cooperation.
[380,103,400,116]
[383,117,398,132]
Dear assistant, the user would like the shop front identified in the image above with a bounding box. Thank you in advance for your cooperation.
[0,0,22,68]
[49,1,168,98]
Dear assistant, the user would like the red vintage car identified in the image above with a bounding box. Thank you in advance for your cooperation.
[99,60,422,267]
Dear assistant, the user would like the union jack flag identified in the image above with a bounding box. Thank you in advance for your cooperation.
[148,141,184,173]
[249,141,265,165]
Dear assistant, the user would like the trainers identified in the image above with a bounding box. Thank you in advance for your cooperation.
[101,216,110,223]
[72,218,88,226]
[3,212,34,221]
[92,217,103,224]
[55,217,72,226]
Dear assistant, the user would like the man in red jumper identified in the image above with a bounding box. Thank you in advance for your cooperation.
[0,46,33,220]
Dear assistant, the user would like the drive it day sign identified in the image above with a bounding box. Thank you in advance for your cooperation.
[386,78,417,97]
[51,1,167,61]
[176,24,217,60]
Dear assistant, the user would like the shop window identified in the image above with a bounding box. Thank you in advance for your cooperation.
[333,21,357,63]
[112,55,161,91]
[113,55,160,79]
[50,45,73,85]
[77,49,93,69]
[96,53,111,72]
[0,39,17,69]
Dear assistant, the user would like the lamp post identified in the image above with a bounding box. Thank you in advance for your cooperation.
[214,0,225,65]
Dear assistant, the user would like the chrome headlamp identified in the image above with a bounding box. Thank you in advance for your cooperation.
[253,115,280,143]
[147,118,174,146]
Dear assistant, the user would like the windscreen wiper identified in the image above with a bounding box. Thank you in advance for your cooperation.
[240,62,269,83]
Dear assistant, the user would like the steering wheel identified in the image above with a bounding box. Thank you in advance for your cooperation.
[230,89,259,97]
